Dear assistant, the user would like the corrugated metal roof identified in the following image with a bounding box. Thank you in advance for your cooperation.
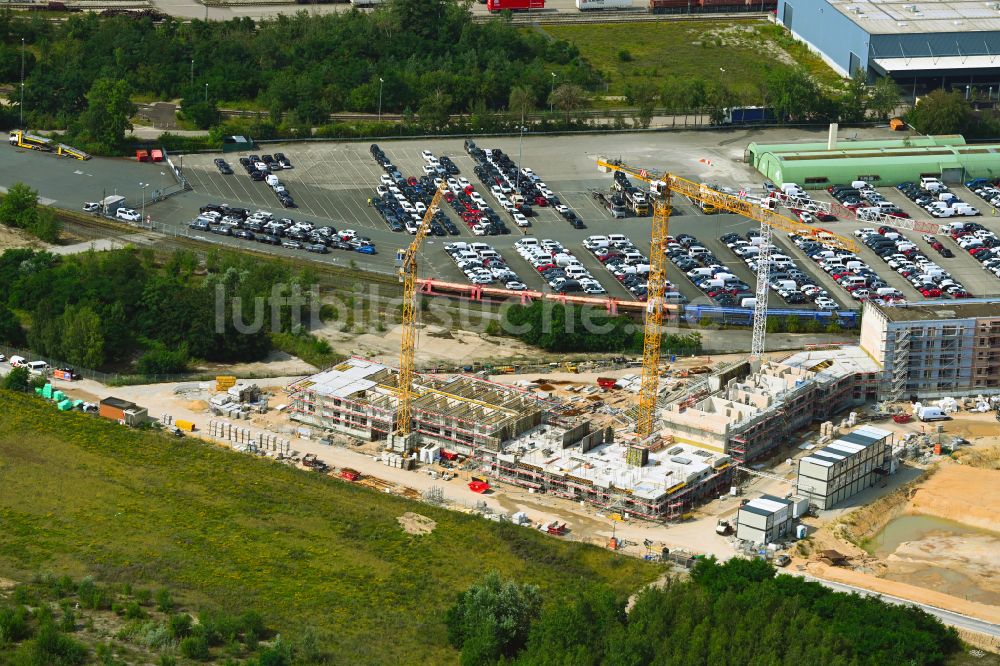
[800,455,835,467]
[830,0,1000,34]
[873,55,1000,71]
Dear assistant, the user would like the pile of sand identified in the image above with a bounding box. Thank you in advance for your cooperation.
[397,512,436,536]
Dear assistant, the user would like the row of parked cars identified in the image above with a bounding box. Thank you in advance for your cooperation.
[188,204,376,254]
[897,179,979,218]
[369,144,460,236]
[784,232,899,305]
[965,178,1000,211]
[721,232,832,308]
[942,221,1000,282]
[444,241,524,289]
[516,237,605,294]
[853,226,970,299]
[237,153,295,208]
[583,234,668,302]
[466,140,584,230]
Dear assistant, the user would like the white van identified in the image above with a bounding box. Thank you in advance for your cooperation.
[740,297,757,308]
[265,174,280,187]
[607,234,629,245]
[25,360,49,374]
[8,355,25,367]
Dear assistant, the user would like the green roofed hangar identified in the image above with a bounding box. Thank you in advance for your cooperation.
[747,130,1000,188]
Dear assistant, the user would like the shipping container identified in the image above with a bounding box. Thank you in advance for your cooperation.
[175,419,196,431]
[576,0,632,9]
[487,0,543,11]
[648,0,692,13]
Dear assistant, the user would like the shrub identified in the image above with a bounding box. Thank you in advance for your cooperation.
[179,635,210,660]
[0,605,32,644]
[617,49,633,62]
[155,589,174,613]
[168,614,192,640]
[123,601,146,620]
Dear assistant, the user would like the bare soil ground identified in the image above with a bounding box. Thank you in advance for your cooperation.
[397,512,437,536]
[0,225,46,251]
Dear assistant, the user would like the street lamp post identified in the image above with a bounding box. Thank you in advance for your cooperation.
[516,121,526,190]
[190,59,194,89]
[966,85,970,100]
[20,38,25,127]
[205,83,209,103]
[378,78,384,123]
[139,183,148,226]
[550,72,556,113]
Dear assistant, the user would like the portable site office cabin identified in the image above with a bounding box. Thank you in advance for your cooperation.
[746,134,1000,188]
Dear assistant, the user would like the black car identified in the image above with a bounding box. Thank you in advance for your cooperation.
[278,195,295,208]
[218,164,233,175]
[234,230,255,240]
[257,234,280,245]
[306,243,328,254]
[938,247,955,258]
[250,171,266,181]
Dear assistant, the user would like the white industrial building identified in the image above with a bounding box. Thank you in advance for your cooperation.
[796,425,893,510]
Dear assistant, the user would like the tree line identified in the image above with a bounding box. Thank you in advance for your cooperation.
[491,300,702,355]
[0,242,331,375]
[0,0,593,150]
[447,558,961,666]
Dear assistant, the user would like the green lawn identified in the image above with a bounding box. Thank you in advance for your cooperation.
[0,390,659,663]
[544,20,843,98]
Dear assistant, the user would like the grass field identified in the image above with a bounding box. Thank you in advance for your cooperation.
[0,390,659,663]
[543,20,843,99]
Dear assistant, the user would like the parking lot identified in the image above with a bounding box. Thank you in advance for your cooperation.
[6,126,1000,309]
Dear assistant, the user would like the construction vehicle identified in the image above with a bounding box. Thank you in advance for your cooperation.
[596,158,858,440]
[715,519,732,535]
[393,186,447,449]
[9,130,53,152]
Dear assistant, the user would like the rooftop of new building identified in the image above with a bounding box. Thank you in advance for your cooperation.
[781,346,882,382]
[501,425,730,501]
[288,357,547,430]
[800,425,893,468]
[867,299,1000,323]
[740,494,793,518]
[828,0,1000,35]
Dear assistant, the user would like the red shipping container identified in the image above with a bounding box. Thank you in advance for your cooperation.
[487,0,543,11]
[136,150,150,162]
[648,0,690,10]
[150,149,164,162]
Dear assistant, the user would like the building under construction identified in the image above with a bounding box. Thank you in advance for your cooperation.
[658,348,881,467]
[287,357,547,453]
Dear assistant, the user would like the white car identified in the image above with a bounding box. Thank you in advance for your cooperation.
[422,165,437,176]
[116,208,141,222]
[815,297,838,310]
[458,177,471,189]
[421,150,435,161]
[505,281,527,291]
[512,213,529,228]
[82,201,100,212]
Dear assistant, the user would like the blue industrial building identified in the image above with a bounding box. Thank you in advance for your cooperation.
[776,0,1000,93]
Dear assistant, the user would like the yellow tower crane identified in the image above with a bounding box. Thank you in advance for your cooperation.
[394,186,447,447]
[596,158,858,440]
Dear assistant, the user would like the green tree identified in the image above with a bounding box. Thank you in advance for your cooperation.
[548,83,586,124]
[79,77,135,151]
[0,304,25,345]
[509,85,535,125]
[2,366,32,392]
[869,76,901,119]
[181,97,220,130]
[839,68,868,122]
[418,89,452,132]
[60,304,105,369]
[0,182,40,231]
[446,571,542,664]
[29,208,61,243]
[765,67,825,121]
[907,89,971,134]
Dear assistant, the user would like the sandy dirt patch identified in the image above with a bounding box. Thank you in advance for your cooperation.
[195,350,318,377]
[0,225,47,251]
[322,323,537,367]
[397,512,437,536]
[907,462,1000,534]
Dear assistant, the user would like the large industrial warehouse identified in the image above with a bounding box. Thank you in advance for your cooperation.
[776,0,1000,90]
[747,134,1000,187]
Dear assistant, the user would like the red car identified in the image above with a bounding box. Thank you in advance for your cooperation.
[931,241,943,250]
[921,288,942,297]
[534,196,548,207]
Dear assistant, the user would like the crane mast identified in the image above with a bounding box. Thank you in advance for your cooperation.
[636,193,672,439]
[394,186,446,442]
[596,158,858,438]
